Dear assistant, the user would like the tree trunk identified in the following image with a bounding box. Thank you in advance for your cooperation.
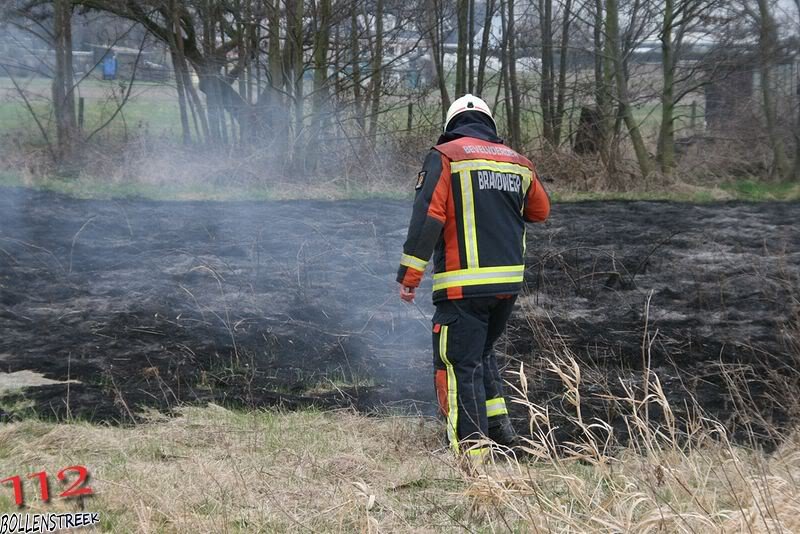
[201,1,223,143]
[350,7,364,129]
[169,0,191,144]
[500,0,512,139]
[312,0,332,151]
[507,0,521,149]
[757,0,790,179]
[52,0,77,162]
[539,0,554,144]
[333,24,342,96]
[170,49,192,144]
[455,0,469,96]
[367,0,383,139]
[606,0,652,177]
[476,0,495,95]
[553,0,573,145]
[468,0,475,93]
[593,0,609,160]
[428,0,450,123]
[292,0,305,154]
[793,0,800,181]
[236,1,249,142]
[657,0,676,174]
[265,0,288,153]
[166,4,208,143]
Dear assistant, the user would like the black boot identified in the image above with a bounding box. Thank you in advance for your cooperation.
[488,416,519,447]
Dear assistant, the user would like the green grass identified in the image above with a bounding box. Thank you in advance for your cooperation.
[551,190,718,203]
[720,179,800,201]
[0,77,182,138]
[0,169,413,202]
[553,180,800,203]
[3,168,799,203]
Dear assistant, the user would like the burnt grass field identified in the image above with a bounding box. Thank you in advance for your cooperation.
[0,187,798,445]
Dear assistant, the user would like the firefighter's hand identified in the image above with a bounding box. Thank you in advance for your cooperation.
[400,285,416,303]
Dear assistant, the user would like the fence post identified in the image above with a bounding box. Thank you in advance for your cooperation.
[78,97,85,131]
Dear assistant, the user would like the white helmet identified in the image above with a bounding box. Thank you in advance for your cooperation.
[444,94,495,132]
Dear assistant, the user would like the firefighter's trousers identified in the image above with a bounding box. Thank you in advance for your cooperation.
[432,296,516,456]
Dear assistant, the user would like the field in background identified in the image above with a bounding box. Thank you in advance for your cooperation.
[0,74,701,141]
[3,75,792,204]
[0,75,756,205]
[0,77,183,138]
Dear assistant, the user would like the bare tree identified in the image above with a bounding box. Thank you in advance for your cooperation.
[538,0,574,146]
[426,0,451,122]
[605,0,653,177]
[52,0,76,161]
[367,0,383,138]
[456,0,468,95]
[755,0,791,178]
[505,0,521,149]
[476,0,496,95]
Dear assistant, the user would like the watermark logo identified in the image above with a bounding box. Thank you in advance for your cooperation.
[1,465,93,506]
[0,465,97,532]
[0,512,100,533]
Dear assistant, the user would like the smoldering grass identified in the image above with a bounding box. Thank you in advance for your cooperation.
[68,215,97,275]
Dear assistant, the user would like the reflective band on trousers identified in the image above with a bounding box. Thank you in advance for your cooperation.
[432,265,525,291]
[486,397,508,418]
[400,253,428,271]
[467,446,489,457]
[439,325,460,454]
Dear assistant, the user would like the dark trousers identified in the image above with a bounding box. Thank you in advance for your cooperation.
[432,296,516,455]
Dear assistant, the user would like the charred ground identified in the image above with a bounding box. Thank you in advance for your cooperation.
[0,188,798,444]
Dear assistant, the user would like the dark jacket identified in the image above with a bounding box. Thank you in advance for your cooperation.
[397,112,550,303]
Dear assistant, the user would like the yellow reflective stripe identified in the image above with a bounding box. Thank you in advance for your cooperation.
[522,169,532,196]
[399,253,428,271]
[520,174,532,215]
[439,325,459,454]
[523,226,527,255]
[451,160,533,271]
[432,266,525,291]
[451,159,533,182]
[467,446,489,457]
[458,171,480,268]
[452,159,532,215]
[486,397,508,418]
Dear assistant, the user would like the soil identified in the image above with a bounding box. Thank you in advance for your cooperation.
[0,187,798,445]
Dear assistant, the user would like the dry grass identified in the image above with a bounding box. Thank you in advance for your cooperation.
[0,407,464,532]
[0,381,799,532]
[480,358,800,533]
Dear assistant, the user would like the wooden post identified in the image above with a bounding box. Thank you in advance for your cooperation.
[407,103,413,130]
[78,97,85,131]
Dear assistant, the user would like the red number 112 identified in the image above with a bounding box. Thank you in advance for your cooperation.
[2,466,92,506]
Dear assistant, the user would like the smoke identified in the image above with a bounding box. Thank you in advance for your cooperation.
[0,179,439,421]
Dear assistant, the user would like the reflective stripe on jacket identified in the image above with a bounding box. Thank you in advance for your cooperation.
[397,136,550,303]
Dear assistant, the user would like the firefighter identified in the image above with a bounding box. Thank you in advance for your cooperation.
[397,94,550,458]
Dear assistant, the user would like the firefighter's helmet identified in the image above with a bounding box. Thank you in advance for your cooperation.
[444,94,495,132]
